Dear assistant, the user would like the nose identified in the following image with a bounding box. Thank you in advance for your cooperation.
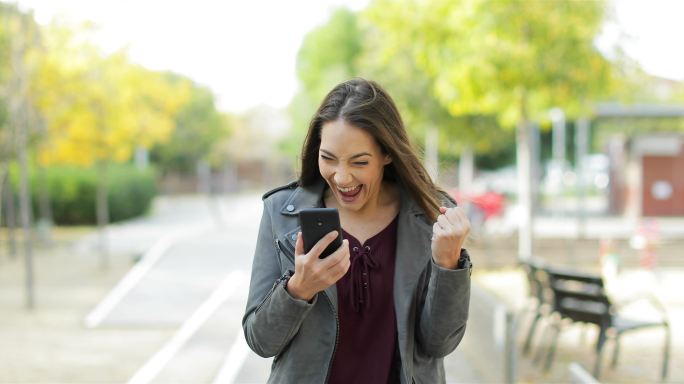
[333,165,352,186]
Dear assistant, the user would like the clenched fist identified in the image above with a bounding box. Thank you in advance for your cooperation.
[431,206,470,269]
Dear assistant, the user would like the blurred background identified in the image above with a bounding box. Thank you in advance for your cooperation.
[1,0,682,383]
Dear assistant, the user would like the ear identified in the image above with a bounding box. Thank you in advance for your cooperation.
[383,154,392,165]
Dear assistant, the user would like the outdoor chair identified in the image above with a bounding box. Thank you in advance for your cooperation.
[519,259,553,356]
[541,267,670,381]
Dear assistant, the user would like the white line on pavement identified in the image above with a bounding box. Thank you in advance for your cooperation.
[84,225,210,328]
[127,270,248,384]
[212,329,251,384]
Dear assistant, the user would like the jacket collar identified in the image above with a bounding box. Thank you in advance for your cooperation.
[280,178,428,219]
[279,180,326,215]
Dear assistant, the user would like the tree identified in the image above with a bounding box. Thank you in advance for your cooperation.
[1,3,44,307]
[291,6,512,187]
[361,7,511,184]
[31,21,191,267]
[366,0,616,259]
[150,80,232,175]
[285,8,365,158]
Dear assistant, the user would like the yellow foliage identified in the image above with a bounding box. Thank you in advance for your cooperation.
[30,22,191,167]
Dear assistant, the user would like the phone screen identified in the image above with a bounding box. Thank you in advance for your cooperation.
[299,208,343,258]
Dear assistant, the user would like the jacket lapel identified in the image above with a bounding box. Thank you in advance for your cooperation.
[394,186,434,297]
[280,180,339,312]
[393,187,434,383]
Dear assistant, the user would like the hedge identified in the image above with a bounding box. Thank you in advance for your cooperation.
[5,164,158,225]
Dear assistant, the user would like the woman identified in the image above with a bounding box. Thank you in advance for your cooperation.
[243,78,471,384]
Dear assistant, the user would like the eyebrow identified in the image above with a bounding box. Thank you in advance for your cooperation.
[320,149,373,160]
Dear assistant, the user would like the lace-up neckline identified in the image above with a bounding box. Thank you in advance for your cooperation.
[341,215,399,312]
[329,214,400,384]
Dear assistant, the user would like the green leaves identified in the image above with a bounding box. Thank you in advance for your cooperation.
[367,0,614,127]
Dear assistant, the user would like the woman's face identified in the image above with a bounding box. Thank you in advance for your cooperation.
[319,119,391,213]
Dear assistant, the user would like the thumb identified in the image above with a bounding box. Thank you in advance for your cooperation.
[439,206,448,214]
[295,231,305,256]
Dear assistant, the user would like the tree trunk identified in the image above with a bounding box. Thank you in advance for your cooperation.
[96,161,110,269]
[11,12,35,308]
[4,174,17,258]
[0,167,8,259]
[197,160,211,195]
[18,118,34,309]
[0,164,6,224]
[37,164,53,246]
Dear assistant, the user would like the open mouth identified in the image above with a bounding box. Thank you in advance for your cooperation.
[337,184,362,201]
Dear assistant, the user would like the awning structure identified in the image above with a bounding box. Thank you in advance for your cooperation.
[594,103,684,118]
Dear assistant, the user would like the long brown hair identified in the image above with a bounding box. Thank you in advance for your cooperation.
[299,78,444,221]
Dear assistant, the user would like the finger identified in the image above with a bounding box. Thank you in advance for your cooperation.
[328,250,351,278]
[432,222,445,240]
[448,207,470,230]
[443,210,459,227]
[448,206,467,221]
[323,239,350,269]
[444,207,469,231]
[439,206,448,214]
[295,232,304,256]
[308,230,340,258]
[456,207,472,227]
[437,214,452,231]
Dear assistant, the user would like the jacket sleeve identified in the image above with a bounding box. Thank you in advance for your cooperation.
[415,253,471,358]
[242,199,317,358]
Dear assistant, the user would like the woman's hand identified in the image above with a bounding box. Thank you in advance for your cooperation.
[287,231,351,301]
[431,206,471,269]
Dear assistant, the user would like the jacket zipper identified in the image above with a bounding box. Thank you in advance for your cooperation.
[255,240,294,314]
[277,239,339,383]
[254,275,280,314]
[276,238,295,263]
[323,292,339,383]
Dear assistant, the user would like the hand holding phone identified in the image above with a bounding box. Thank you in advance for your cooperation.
[299,208,343,258]
[286,208,350,301]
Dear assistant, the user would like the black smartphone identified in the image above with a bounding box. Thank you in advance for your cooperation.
[299,208,343,258]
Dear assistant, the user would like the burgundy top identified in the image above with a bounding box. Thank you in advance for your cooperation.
[328,215,400,384]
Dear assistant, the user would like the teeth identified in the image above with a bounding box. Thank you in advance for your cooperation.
[337,185,360,193]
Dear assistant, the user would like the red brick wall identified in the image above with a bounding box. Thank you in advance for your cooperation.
[642,143,684,216]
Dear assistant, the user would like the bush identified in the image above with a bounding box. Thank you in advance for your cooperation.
[6,164,158,225]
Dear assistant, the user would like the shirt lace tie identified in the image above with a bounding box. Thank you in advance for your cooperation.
[350,245,379,312]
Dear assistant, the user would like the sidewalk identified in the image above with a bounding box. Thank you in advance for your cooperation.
[0,229,174,383]
[0,194,260,383]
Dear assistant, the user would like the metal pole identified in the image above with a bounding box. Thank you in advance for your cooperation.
[459,147,474,194]
[517,119,533,260]
[550,108,566,166]
[550,108,566,216]
[575,117,590,240]
[425,125,439,182]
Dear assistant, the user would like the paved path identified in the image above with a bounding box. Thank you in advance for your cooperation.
[6,193,680,383]
[0,194,480,383]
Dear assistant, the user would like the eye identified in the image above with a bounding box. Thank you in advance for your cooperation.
[320,155,333,161]
[354,161,369,166]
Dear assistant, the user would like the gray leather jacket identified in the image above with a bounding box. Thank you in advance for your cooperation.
[242,180,471,383]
